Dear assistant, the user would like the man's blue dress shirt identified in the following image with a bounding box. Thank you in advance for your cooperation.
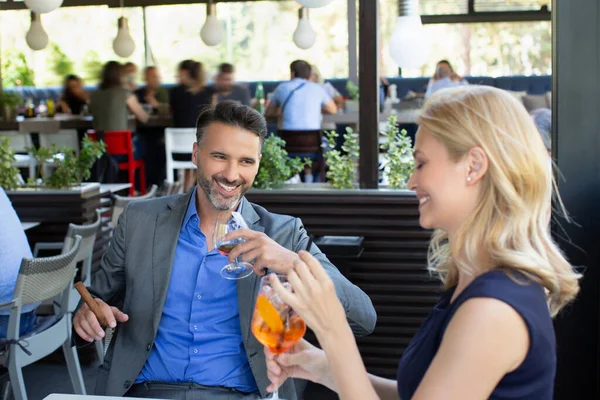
[137,188,258,393]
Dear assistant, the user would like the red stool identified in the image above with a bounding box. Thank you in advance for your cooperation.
[87,130,146,196]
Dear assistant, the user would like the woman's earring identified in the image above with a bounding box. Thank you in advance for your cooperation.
[466,176,472,182]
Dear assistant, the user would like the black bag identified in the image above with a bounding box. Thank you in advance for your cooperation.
[87,131,120,183]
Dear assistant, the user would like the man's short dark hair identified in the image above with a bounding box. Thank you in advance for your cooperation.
[290,60,311,79]
[218,63,235,74]
[195,100,267,149]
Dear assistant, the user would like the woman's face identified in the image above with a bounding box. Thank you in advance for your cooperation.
[178,69,191,86]
[67,79,84,96]
[407,127,479,236]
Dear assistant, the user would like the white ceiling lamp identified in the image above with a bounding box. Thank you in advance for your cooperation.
[25,12,49,51]
[24,0,63,14]
[293,7,316,50]
[388,0,431,68]
[200,0,224,46]
[295,0,336,8]
[113,0,136,58]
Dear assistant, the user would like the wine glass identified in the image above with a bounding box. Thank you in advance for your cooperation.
[251,275,307,400]
[213,211,254,280]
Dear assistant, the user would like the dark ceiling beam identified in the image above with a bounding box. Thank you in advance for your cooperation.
[422,10,551,24]
[0,0,286,10]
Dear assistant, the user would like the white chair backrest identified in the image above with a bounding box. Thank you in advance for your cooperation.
[13,236,82,307]
[165,128,197,154]
[39,130,80,156]
[111,184,158,227]
[0,131,33,152]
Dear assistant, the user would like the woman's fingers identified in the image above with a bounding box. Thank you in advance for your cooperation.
[299,250,331,283]
[269,274,299,310]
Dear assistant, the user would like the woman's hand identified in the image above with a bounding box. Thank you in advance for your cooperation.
[264,339,335,392]
[269,251,347,338]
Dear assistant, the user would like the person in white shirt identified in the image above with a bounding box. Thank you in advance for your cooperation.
[425,60,469,99]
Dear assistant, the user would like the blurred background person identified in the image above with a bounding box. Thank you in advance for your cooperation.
[135,66,169,112]
[90,61,149,132]
[214,63,251,106]
[309,65,343,132]
[58,74,89,115]
[425,59,469,99]
[170,60,216,128]
[0,187,36,339]
[531,108,552,155]
[122,61,138,92]
[169,60,216,189]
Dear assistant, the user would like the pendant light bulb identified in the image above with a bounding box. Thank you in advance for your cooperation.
[293,8,316,50]
[24,0,63,14]
[200,1,224,46]
[388,0,431,68]
[25,12,49,51]
[113,17,136,58]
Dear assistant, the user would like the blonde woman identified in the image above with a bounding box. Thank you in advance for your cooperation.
[264,85,580,400]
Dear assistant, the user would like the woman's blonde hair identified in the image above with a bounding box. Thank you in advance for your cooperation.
[418,85,579,316]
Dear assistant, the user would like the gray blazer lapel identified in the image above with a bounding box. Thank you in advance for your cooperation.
[237,197,264,341]
[152,190,192,333]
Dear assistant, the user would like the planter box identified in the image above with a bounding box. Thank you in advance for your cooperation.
[7,182,112,273]
[246,187,439,379]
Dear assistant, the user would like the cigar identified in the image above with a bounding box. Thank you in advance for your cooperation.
[74,281,108,327]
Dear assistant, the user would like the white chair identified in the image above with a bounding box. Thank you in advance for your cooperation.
[111,184,158,228]
[0,131,36,180]
[164,127,197,183]
[32,124,77,178]
[0,236,86,400]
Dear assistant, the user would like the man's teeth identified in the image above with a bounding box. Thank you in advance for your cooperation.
[218,182,238,192]
[419,196,430,205]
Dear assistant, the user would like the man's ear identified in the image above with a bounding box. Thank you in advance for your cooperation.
[192,141,199,167]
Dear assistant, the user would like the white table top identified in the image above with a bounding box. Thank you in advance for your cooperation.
[44,394,162,400]
[21,221,40,231]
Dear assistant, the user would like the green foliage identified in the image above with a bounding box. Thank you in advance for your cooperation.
[27,137,105,189]
[46,137,106,188]
[380,115,414,189]
[323,128,359,189]
[0,91,24,108]
[0,137,21,190]
[253,135,310,189]
[81,50,104,83]
[346,80,359,101]
[2,51,35,87]
[49,43,74,80]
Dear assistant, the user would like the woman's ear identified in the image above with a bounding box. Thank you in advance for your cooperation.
[466,146,488,185]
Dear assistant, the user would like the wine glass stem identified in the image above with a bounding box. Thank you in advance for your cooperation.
[272,389,279,399]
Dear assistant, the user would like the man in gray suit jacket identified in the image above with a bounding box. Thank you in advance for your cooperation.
[73,101,376,399]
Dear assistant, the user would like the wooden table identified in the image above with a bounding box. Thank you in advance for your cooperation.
[0,115,173,132]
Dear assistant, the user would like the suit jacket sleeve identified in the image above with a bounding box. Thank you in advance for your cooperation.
[290,218,376,337]
[72,205,129,347]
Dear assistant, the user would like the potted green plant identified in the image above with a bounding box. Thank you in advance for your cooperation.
[253,135,310,189]
[344,81,359,113]
[0,137,21,190]
[0,90,23,121]
[323,127,359,189]
[379,115,414,188]
[24,136,106,190]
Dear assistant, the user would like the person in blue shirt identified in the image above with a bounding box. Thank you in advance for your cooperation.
[264,86,580,400]
[0,187,36,338]
[424,59,469,99]
[265,60,337,183]
[72,101,376,399]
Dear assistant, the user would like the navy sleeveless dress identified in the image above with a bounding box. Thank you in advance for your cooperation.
[396,269,556,399]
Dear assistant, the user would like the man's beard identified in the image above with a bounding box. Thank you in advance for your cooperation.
[196,166,249,211]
